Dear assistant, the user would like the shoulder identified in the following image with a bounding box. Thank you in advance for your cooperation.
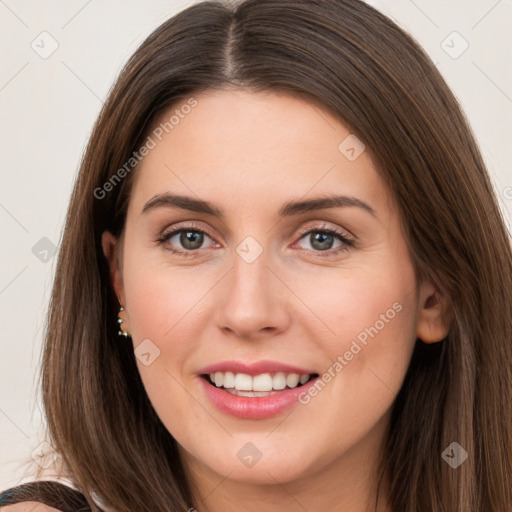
[1,503,63,511]
[0,480,90,511]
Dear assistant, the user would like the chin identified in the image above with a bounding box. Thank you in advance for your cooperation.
[187,439,319,485]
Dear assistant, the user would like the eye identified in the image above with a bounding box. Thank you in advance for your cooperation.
[156,222,355,258]
[294,224,355,257]
[156,222,216,257]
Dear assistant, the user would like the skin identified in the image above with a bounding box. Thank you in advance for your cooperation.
[3,505,63,512]
[102,89,451,512]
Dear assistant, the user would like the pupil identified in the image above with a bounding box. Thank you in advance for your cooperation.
[311,232,332,251]
[181,230,203,250]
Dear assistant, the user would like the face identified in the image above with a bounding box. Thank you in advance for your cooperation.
[102,89,448,490]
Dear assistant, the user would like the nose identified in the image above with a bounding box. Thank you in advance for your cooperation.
[213,247,291,340]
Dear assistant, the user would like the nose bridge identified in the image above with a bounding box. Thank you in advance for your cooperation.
[214,233,289,337]
[230,237,275,310]
[232,239,270,299]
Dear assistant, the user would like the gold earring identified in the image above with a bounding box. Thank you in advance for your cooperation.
[117,304,130,337]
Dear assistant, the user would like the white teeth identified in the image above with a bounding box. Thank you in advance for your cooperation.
[207,371,314,391]
[234,373,253,391]
[225,389,278,397]
[286,373,300,388]
[214,372,224,387]
[223,371,235,389]
[253,373,273,391]
[272,372,287,390]
[299,374,310,385]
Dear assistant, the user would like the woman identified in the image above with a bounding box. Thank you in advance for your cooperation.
[1,0,511,511]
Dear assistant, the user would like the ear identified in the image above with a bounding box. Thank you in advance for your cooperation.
[416,279,452,343]
[101,231,125,306]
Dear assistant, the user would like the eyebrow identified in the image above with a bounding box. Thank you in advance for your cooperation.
[141,193,377,219]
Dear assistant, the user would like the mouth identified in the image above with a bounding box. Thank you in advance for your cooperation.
[201,371,320,397]
[198,369,321,419]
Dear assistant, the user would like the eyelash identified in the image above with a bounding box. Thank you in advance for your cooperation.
[156,222,355,258]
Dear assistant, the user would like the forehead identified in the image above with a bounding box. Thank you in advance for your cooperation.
[128,88,391,219]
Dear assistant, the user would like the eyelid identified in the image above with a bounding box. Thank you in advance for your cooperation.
[294,220,354,240]
[159,220,214,237]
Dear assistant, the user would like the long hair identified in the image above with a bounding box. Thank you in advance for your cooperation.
[30,0,512,510]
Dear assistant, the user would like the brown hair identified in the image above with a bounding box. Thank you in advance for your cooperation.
[28,0,512,510]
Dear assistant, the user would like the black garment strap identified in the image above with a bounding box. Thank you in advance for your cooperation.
[0,480,101,511]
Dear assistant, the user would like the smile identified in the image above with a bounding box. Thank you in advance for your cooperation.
[205,371,316,395]
[198,368,320,419]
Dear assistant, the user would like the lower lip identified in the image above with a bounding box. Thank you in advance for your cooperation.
[198,375,320,419]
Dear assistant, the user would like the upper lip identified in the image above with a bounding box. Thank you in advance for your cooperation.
[198,360,317,376]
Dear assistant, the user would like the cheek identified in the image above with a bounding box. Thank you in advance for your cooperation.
[287,263,417,452]
[296,257,416,346]
[295,253,418,397]
[123,249,213,340]
[121,256,209,429]
[120,249,207,391]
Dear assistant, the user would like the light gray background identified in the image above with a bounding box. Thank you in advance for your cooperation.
[1,0,511,491]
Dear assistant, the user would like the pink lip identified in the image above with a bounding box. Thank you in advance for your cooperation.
[198,360,316,376]
[198,374,320,420]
